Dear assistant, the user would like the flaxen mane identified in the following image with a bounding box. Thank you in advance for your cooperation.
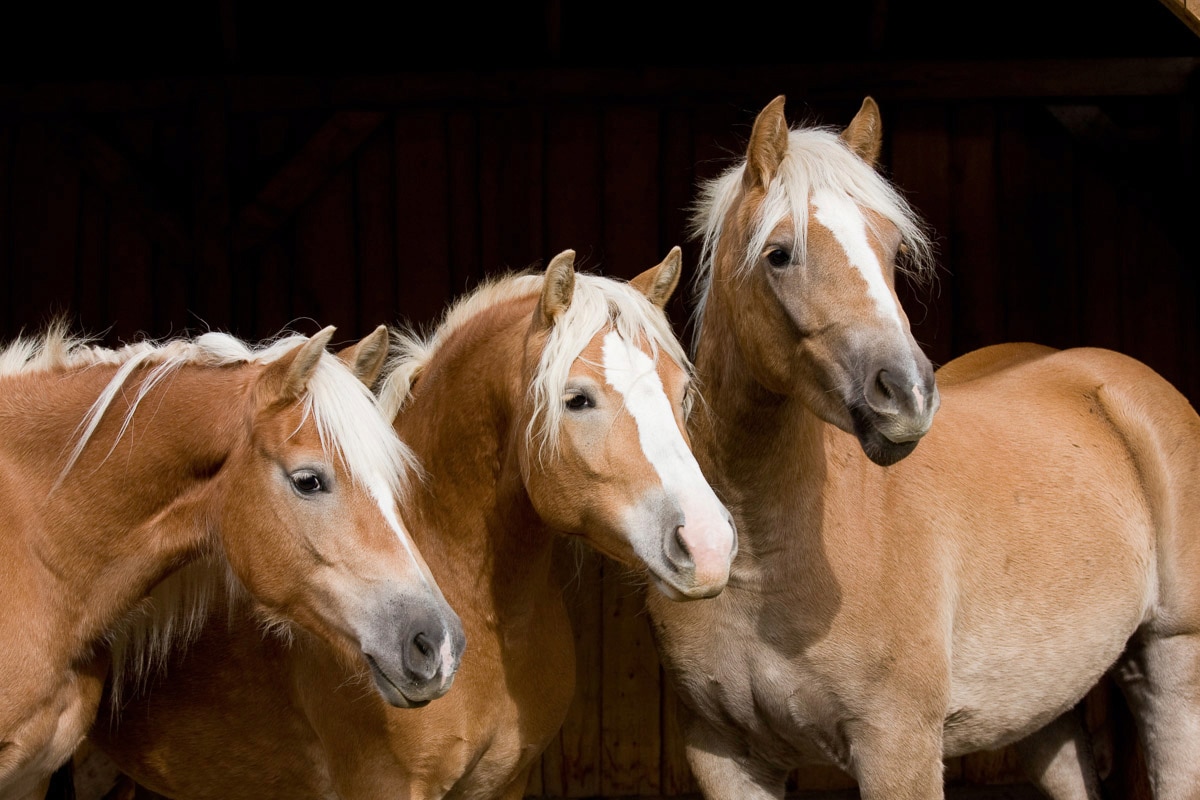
[688,124,937,345]
[379,269,693,462]
[1,323,422,704]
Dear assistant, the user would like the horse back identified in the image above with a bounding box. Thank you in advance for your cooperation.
[928,344,1200,637]
[934,342,1059,387]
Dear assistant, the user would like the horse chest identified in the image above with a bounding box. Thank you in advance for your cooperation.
[654,588,856,770]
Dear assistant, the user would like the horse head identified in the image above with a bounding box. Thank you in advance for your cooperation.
[520,249,737,599]
[694,95,939,465]
[221,326,465,707]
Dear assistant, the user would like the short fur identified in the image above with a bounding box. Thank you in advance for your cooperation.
[647,95,1200,800]
[0,324,459,800]
[89,250,735,800]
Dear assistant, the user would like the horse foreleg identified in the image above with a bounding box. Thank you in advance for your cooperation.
[493,765,535,800]
[683,716,787,800]
[846,716,944,800]
[1014,706,1103,800]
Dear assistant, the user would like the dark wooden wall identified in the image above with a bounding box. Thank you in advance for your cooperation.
[7,1,1199,798]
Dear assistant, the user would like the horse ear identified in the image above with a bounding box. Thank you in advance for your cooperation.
[743,95,790,195]
[630,246,682,309]
[337,324,391,390]
[841,96,883,167]
[538,249,576,328]
[259,326,337,405]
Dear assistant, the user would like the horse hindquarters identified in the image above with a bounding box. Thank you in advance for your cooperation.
[1089,350,1200,800]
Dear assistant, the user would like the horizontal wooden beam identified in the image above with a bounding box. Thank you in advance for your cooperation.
[1,58,1196,115]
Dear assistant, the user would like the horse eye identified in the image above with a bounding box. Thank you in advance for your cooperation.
[291,470,325,495]
[565,392,593,411]
[766,248,791,268]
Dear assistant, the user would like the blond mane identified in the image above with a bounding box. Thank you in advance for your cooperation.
[688,124,936,349]
[5,323,424,706]
[378,268,693,462]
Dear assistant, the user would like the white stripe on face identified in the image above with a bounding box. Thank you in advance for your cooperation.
[812,188,902,325]
[366,474,435,593]
[600,331,711,499]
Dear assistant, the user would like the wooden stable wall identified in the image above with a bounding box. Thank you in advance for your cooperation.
[6,61,1199,800]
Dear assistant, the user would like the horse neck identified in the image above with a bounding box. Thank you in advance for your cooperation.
[0,362,247,649]
[396,301,558,616]
[692,297,830,542]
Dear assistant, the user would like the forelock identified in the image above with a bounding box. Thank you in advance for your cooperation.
[527,272,692,461]
[688,124,935,351]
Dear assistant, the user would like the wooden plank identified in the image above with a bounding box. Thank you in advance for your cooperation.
[105,198,154,342]
[1117,185,1183,391]
[233,111,386,253]
[536,104,605,799]
[551,543,605,797]
[477,106,545,275]
[1074,137,1122,353]
[73,177,110,338]
[292,162,356,333]
[657,106,697,342]
[191,86,234,333]
[445,109,483,296]
[0,124,13,333]
[1159,0,1200,37]
[599,561,662,797]
[147,112,190,335]
[10,119,81,335]
[1,60,1196,118]
[945,103,1002,357]
[215,59,1200,111]
[249,239,295,338]
[50,120,191,262]
[599,104,664,798]
[353,118,397,334]
[393,110,453,327]
[887,103,953,365]
[996,104,1072,347]
[543,105,603,259]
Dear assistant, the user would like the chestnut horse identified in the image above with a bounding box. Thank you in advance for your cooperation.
[88,248,736,798]
[646,95,1200,800]
[0,323,464,800]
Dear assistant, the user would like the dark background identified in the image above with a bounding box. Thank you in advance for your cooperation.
[7,2,1198,797]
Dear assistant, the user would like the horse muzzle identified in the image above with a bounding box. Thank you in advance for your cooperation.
[361,599,466,708]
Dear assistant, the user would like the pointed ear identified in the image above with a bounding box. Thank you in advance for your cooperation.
[840,96,883,167]
[630,246,682,309]
[538,249,576,328]
[743,95,790,195]
[337,324,391,390]
[258,326,336,406]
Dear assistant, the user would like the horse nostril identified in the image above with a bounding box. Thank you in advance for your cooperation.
[669,525,694,570]
[876,370,894,401]
[413,632,433,659]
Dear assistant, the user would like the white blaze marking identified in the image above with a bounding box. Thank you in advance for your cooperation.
[600,331,715,503]
[366,473,435,593]
[812,188,902,325]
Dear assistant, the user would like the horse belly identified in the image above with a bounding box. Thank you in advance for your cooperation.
[944,581,1147,756]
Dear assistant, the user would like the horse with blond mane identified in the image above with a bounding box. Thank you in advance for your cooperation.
[0,324,464,800]
[88,248,736,799]
[645,95,1200,800]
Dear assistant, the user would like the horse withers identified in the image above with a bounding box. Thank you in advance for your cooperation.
[88,248,736,799]
[646,94,1200,799]
[0,324,463,800]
